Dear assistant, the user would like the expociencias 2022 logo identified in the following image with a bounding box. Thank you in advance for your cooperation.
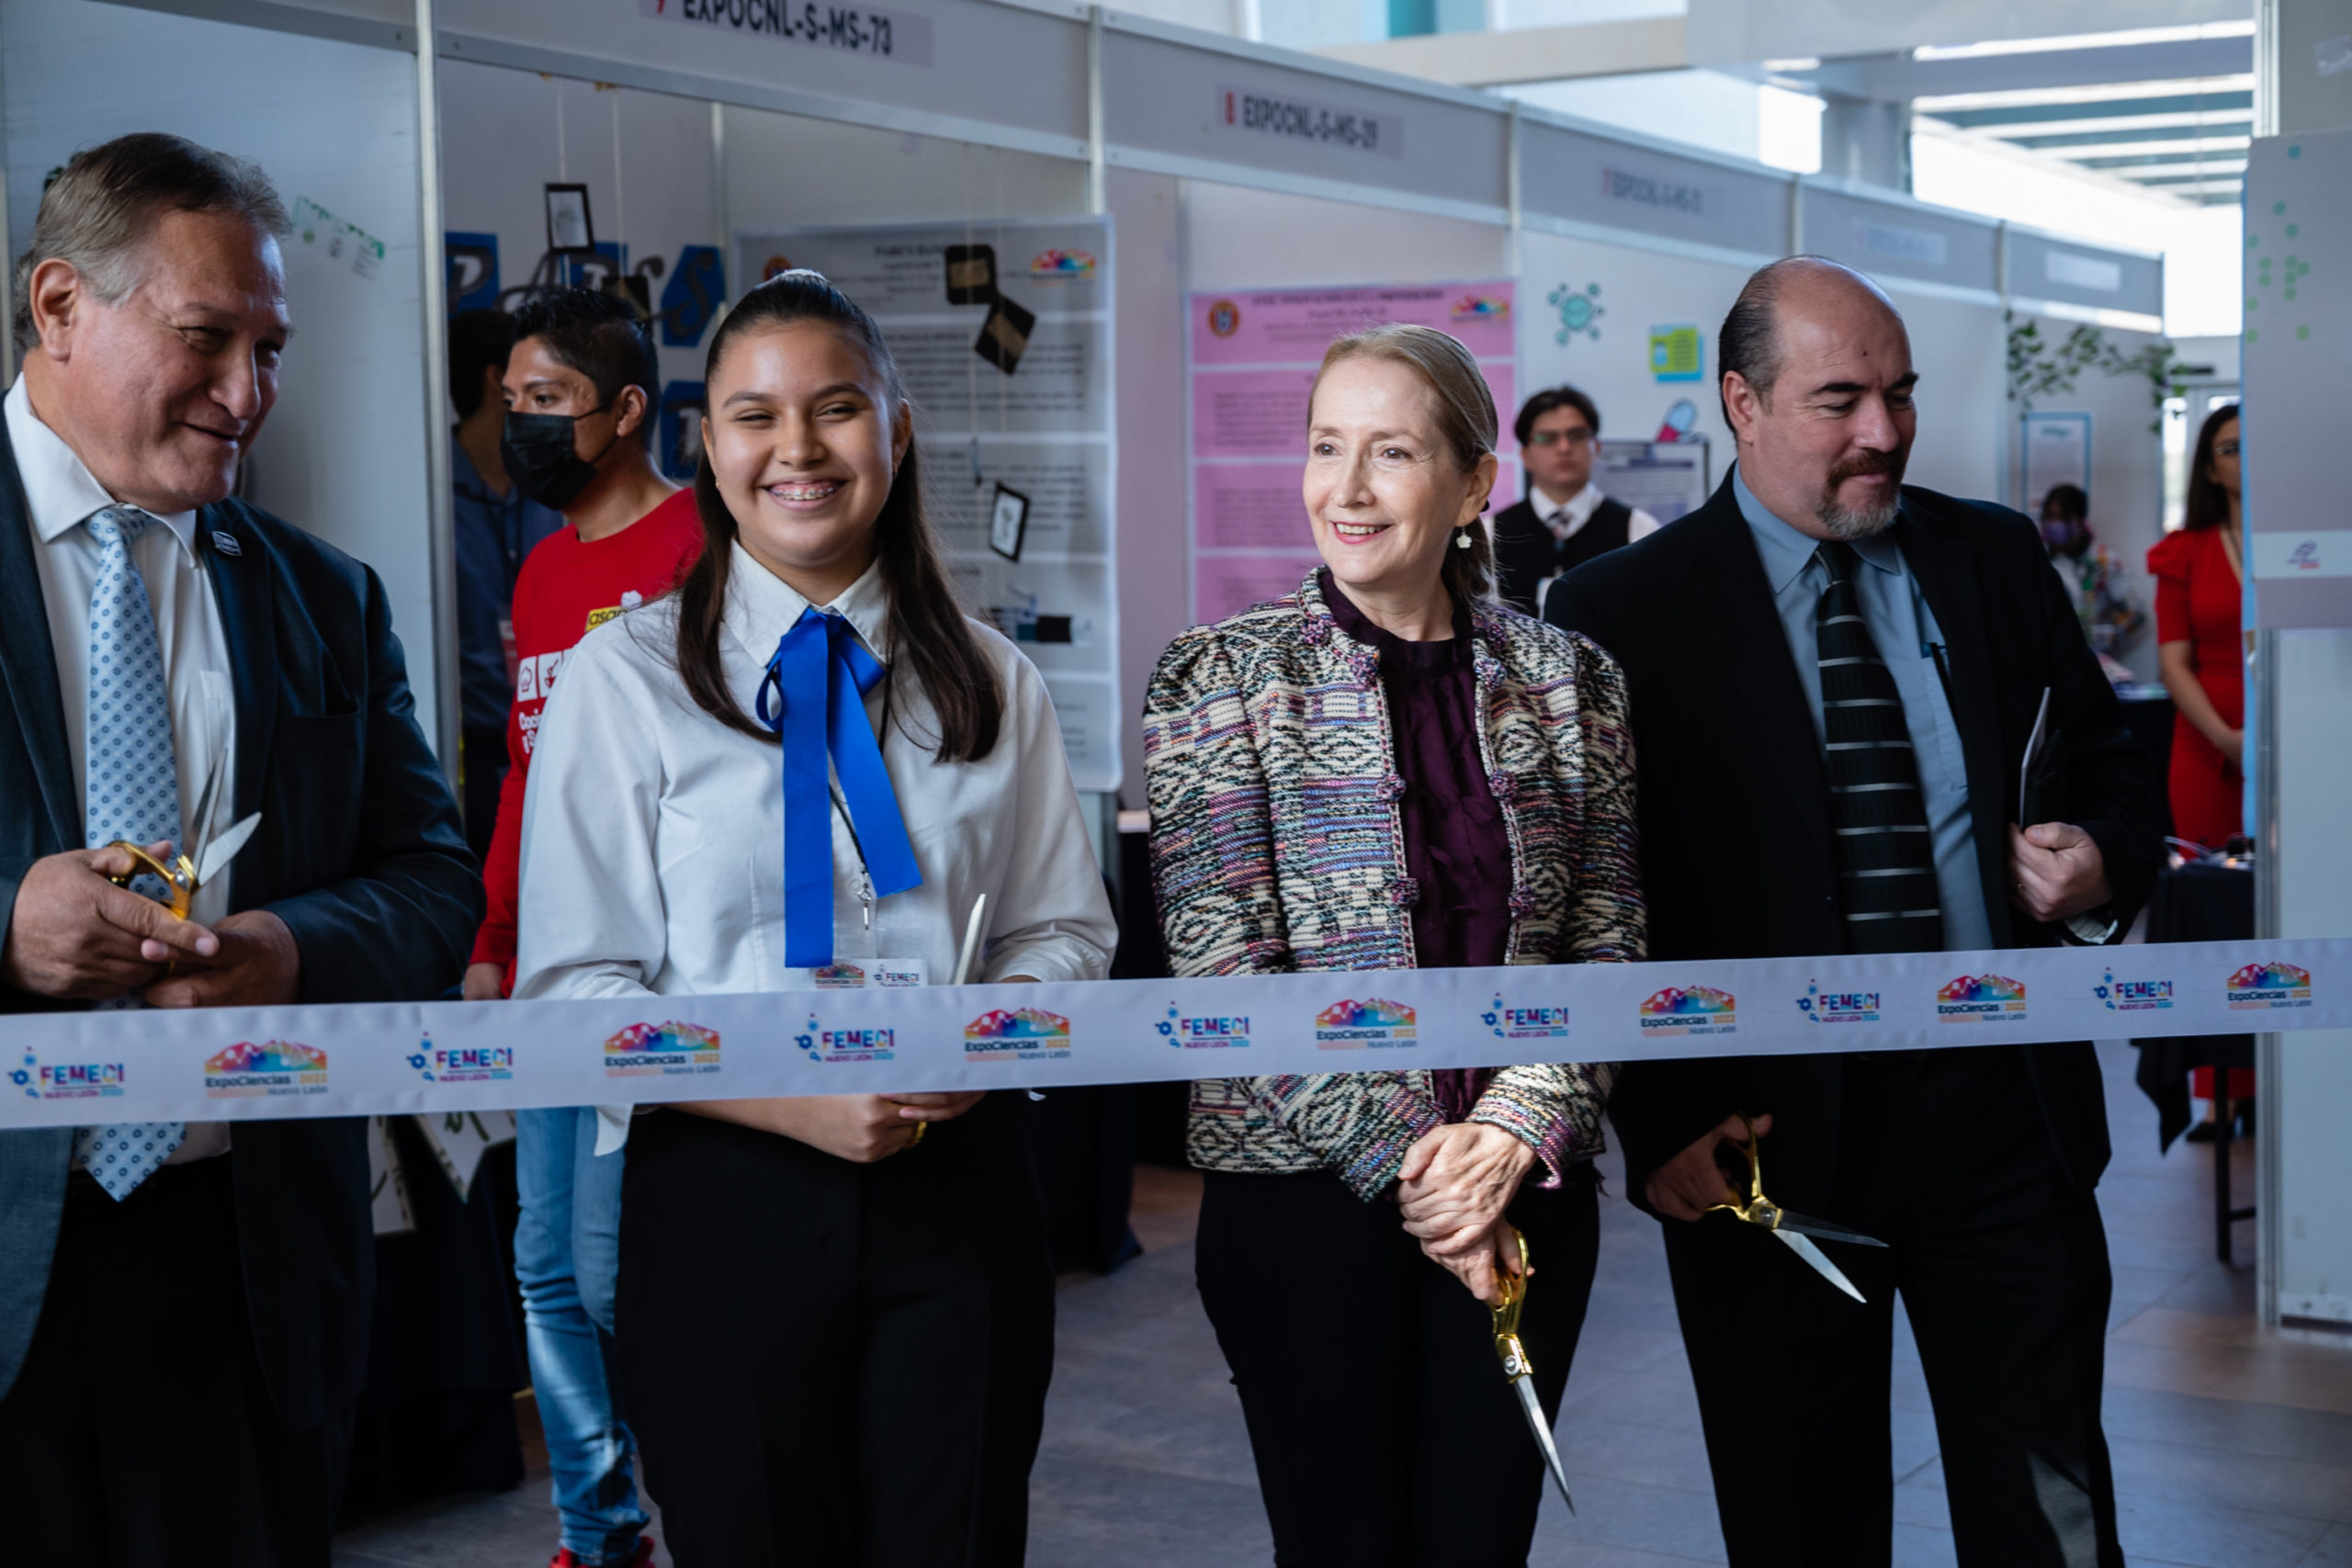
[966,1007,1072,1062]
[603,1021,720,1078]
[1314,998,1417,1049]
[1159,1004,1251,1049]
[2228,961,2312,1011]
[1639,986,1736,1036]
[205,1040,329,1099]
[1797,982,1880,1025]
[1937,974,2028,1022]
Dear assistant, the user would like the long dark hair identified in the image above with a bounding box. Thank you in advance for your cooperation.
[673,269,1001,762]
[2183,402,2238,531]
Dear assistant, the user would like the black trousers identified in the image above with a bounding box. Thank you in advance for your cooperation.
[616,1097,1055,1568]
[1663,1047,2122,1568]
[0,1159,353,1568]
[1195,1162,1600,1568]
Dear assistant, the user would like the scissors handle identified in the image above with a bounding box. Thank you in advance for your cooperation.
[1490,1225,1533,1371]
[105,840,197,921]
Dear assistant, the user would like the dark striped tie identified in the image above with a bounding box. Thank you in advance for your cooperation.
[1815,541,1944,954]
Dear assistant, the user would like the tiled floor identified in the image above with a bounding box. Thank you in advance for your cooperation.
[334,1044,2352,1566]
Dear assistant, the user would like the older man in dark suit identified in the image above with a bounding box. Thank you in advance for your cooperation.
[0,134,478,1563]
[1547,257,2158,1567]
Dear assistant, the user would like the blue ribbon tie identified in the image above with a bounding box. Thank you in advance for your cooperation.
[755,607,922,967]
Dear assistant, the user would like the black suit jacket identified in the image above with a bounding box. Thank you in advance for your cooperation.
[1545,473,2161,1217]
[0,419,481,1427]
[1490,494,1633,616]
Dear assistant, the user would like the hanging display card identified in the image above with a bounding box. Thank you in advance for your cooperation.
[1185,281,1518,625]
[734,220,1120,789]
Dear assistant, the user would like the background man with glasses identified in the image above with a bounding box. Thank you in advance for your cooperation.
[1490,383,1661,615]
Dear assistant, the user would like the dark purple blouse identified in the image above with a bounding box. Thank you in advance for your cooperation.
[1321,571,1512,1122]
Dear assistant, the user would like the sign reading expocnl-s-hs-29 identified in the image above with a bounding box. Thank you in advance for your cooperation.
[1217,86,1403,158]
[639,0,933,65]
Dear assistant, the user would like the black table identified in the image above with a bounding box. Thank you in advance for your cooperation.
[2130,858,2256,1262]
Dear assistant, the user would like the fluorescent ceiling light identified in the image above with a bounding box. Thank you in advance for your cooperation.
[1912,20,2255,62]
[1915,75,2256,112]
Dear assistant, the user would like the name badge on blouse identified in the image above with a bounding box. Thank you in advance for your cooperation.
[789,959,927,1066]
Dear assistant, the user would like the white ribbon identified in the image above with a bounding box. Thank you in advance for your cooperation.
[5,938,2342,1130]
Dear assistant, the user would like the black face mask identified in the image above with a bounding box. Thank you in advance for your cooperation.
[501,404,619,512]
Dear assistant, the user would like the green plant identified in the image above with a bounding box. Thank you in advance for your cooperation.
[2007,315,2196,432]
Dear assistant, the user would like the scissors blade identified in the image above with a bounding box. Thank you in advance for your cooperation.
[1511,1377,1577,1517]
[1775,1230,1868,1303]
[195,813,262,887]
[1773,1210,1889,1248]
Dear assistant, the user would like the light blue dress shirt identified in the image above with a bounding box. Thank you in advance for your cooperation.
[1732,467,1991,953]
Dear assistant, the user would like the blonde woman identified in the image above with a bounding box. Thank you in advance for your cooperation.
[1145,323,1644,1565]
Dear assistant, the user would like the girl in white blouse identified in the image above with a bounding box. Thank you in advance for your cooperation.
[514,270,1114,1568]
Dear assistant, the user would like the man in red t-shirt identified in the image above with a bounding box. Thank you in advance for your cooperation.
[459,287,699,1568]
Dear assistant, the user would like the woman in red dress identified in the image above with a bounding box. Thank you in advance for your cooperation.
[2147,403,2250,1130]
[2148,405,2245,851]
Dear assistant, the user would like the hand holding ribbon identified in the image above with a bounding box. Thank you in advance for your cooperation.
[755,606,922,967]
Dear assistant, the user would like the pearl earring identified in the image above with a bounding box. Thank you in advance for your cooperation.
[1453,527,1474,550]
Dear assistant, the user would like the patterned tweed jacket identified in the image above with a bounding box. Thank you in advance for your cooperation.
[1144,571,1645,1201]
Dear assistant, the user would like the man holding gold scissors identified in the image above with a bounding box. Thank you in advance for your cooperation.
[1550,258,2160,1566]
[0,135,478,1563]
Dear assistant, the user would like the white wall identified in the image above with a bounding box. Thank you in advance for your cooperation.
[438,62,719,428]
[3,0,439,745]
[2003,317,2169,683]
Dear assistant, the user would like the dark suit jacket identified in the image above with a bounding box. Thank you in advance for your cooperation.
[1491,494,1633,616]
[1546,473,2161,1219]
[0,420,481,1427]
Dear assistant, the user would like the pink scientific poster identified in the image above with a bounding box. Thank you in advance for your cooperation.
[1186,282,1519,625]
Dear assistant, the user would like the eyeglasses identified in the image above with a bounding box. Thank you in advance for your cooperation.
[1524,428,1593,449]
[2215,440,2240,458]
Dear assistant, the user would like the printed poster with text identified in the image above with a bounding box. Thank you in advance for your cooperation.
[737,220,1119,788]
[1186,282,1518,626]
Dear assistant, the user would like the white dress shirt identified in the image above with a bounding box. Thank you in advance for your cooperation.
[1530,479,1663,546]
[8,376,237,1161]
[514,544,1116,1144]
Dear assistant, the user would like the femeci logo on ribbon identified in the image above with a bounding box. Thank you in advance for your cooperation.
[1484,994,1570,1041]
[1315,998,1417,1049]
[2098,971,2175,1012]
[206,1040,329,1099]
[2228,961,2312,1010]
[966,1008,1072,1062]
[1639,986,1736,1036]
[12,1046,126,1101]
[799,1010,895,1065]
[1798,982,1881,1024]
[1937,974,2028,1021]
[604,1021,720,1077]
[409,1031,514,1084]
[1159,1004,1251,1049]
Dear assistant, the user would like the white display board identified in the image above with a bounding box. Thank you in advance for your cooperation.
[735,219,1120,793]
[2,0,441,747]
[1596,438,1711,525]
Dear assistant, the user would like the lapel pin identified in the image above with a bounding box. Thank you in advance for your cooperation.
[210,530,243,557]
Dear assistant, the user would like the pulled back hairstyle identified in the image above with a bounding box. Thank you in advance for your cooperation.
[673,269,1001,762]
[1312,322,1500,604]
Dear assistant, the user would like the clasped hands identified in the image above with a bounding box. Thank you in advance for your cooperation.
[0,842,299,1007]
[1396,1121,1536,1305]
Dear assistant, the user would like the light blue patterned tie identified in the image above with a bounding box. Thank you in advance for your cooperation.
[72,506,186,1200]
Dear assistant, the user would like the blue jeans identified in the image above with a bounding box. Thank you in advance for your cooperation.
[514,1106,648,1564]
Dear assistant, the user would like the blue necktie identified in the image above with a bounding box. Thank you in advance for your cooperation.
[754,607,922,968]
[73,506,187,1199]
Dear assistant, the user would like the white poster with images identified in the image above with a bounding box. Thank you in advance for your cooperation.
[734,220,1119,791]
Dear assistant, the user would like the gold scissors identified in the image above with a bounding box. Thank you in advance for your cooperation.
[1705,1114,1887,1303]
[105,753,259,922]
[1491,1225,1576,1515]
